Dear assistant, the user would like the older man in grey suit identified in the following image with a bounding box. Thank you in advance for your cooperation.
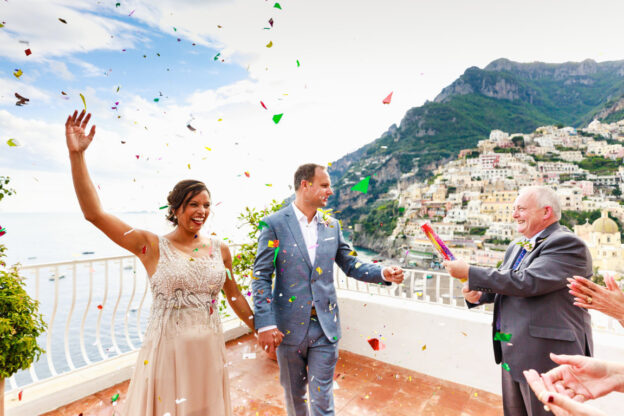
[252,163,404,416]
[444,186,593,416]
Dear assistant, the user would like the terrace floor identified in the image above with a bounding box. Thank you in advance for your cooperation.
[42,333,503,415]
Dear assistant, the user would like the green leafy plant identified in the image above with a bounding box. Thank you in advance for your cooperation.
[218,199,284,315]
[0,177,46,384]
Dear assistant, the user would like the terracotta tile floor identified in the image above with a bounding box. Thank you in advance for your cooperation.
[42,333,503,415]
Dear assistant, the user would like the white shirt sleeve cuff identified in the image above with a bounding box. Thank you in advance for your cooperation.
[258,325,277,333]
[381,267,390,282]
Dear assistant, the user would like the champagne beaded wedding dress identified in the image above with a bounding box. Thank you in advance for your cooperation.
[121,236,232,416]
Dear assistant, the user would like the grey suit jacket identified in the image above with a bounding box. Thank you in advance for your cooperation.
[467,222,593,381]
[252,204,389,346]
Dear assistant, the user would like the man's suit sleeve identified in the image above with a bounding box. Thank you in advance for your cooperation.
[468,233,591,298]
[466,293,496,309]
[334,220,389,285]
[251,218,278,330]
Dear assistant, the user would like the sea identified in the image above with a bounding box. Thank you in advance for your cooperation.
[0,211,379,389]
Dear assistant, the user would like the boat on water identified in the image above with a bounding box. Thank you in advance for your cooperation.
[49,274,66,281]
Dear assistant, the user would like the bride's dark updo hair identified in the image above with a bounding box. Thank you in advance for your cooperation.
[166,180,210,226]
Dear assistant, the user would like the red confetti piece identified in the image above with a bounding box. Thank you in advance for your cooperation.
[97,304,103,310]
[244,171,250,178]
[260,101,267,110]
[382,92,393,104]
[24,49,32,56]
[18,390,23,401]
[367,338,385,351]
[141,246,146,254]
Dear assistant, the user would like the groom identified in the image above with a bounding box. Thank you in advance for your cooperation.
[252,163,404,416]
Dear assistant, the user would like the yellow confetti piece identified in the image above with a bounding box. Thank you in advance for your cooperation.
[79,93,86,110]
[144,360,148,365]
[205,147,212,151]
[13,69,23,78]
[408,376,412,382]
[266,41,273,48]
[316,267,322,275]
[364,394,369,399]
[187,163,191,169]
[421,344,427,351]
[327,162,332,167]
[355,262,362,269]
[218,118,222,121]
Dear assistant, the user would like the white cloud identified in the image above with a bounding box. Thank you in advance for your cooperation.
[4,0,624,224]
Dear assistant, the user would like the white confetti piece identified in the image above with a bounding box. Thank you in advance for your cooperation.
[175,398,187,404]
[124,229,135,236]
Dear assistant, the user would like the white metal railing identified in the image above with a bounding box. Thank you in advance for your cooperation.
[334,267,485,310]
[7,252,242,392]
[334,266,624,333]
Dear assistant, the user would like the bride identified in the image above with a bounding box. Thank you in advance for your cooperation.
[65,110,276,415]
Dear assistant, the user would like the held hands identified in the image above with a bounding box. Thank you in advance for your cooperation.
[443,259,469,280]
[567,275,624,324]
[257,328,284,355]
[383,266,404,284]
[66,110,96,153]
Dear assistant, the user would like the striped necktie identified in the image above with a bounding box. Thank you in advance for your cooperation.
[512,246,528,269]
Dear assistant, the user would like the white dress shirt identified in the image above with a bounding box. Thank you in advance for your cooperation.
[258,203,389,333]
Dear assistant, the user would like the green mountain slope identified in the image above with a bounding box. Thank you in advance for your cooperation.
[328,58,624,232]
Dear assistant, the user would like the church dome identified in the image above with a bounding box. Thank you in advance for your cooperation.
[592,211,619,234]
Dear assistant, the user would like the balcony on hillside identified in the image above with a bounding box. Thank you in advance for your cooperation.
[4,255,624,415]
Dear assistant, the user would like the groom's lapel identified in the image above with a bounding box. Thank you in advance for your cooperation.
[284,206,313,270]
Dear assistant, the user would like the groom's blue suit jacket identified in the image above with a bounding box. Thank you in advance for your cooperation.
[252,204,388,346]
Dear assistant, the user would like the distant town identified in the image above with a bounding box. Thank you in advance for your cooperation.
[384,119,624,276]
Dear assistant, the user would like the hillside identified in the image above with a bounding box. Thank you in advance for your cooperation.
[328,58,624,234]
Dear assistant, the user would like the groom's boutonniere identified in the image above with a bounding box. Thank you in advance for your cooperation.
[317,208,333,227]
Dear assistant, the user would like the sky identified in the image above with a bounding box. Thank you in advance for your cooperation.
[2,0,624,230]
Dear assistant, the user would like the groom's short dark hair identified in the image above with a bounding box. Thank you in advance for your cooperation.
[294,163,324,191]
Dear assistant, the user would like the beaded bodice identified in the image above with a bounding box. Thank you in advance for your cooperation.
[143,236,226,341]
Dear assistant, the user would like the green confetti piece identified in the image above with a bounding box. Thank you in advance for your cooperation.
[111,393,120,402]
[502,362,511,372]
[159,205,168,210]
[153,98,159,102]
[296,59,300,67]
[226,269,233,280]
[272,113,283,124]
[193,248,198,252]
[289,295,296,303]
[0,23,4,28]
[173,27,177,31]
[258,220,269,230]
[273,2,282,9]
[273,247,280,266]
[494,332,512,342]
[214,52,221,61]
[115,3,120,7]
[332,336,337,341]
[351,176,370,193]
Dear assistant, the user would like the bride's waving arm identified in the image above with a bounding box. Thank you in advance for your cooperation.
[66,110,159,272]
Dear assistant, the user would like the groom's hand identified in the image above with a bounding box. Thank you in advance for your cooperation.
[383,266,404,284]
[258,328,284,354]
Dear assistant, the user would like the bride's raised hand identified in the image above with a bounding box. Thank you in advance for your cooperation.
[66,110,96,153]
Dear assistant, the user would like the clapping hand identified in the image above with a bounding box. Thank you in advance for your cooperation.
[66,110,96,153]
[567,275,624,325]
[383,266,404,284]
[523,365,608,416]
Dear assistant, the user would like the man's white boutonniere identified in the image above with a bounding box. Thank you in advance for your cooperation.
[317,208,333,227]
[516,240,534,252]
